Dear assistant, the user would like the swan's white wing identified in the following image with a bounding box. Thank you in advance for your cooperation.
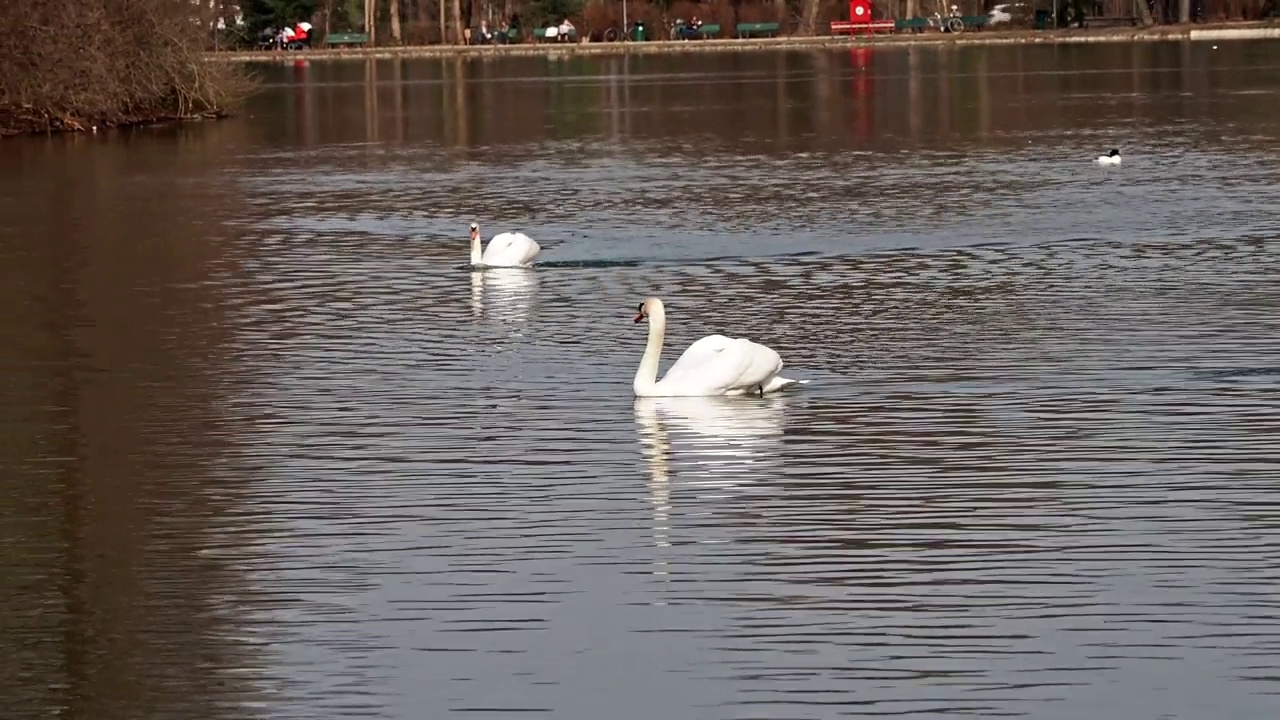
[735,340,786,389]
[657,334,762,395]
[503,232,541,265]
[482,232,541,266]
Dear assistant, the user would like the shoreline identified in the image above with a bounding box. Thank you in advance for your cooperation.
[207,21,1280,62]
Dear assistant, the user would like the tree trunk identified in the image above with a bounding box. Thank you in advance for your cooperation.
[390,0,401,42]
[1179,0,1191,21]
[451,0,463,43]
[503,0,512,25]
[799,0,819,34]
[365,0,379,44]
[773,0,786,22]
[906,0,919,19]
[1135,0,1154,24]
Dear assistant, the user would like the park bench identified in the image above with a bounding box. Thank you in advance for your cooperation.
[468,26,520,44]
[736,21,780,38]
[830,19,895,33]
[695,23,723,38]
[536,26,579,42]
[674,21,723,39]
[895,17,930,32]
[960,14,989,29]
[325,32,369,47]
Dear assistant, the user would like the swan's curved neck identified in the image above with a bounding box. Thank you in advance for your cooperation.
[634,304,666,397]
[469,232,482,265]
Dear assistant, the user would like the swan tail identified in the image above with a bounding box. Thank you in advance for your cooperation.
[762,376,807,394]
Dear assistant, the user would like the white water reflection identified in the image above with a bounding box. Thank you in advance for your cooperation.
[634,396,789,562]
[468,268,540,325]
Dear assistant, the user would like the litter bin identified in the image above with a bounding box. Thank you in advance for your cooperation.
[630,20,645,41]
[1034,9,1053,29]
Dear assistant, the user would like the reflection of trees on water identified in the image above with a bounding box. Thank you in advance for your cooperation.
[0,144,272,720]
[264,43,1264,151]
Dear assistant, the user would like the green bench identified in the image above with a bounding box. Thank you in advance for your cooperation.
[961,14,989,28]
[536,26,579,42]
[468,26,520,44]
[325,32,369,47]
[675,22,722,39]
[736,21,780,38]
[895,17,929,32]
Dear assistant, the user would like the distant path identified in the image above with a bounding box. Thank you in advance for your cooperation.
[207,22,1280,63]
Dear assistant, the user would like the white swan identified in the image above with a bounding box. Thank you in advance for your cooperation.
[632,297,805,398]
[469,222,541,267]
[1095,148,1122,166]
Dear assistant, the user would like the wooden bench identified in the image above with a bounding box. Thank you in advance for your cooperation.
[895,17,930,32]
[736,21,780,38]
[325,32,369,47]
[830,19,895,34]
[536,26,579,42]
[1083,15,1139,27]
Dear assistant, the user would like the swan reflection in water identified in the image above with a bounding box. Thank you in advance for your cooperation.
[469,267,540,323]
[633,395,790,574]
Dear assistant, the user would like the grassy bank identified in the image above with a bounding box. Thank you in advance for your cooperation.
[207,21,1280,63]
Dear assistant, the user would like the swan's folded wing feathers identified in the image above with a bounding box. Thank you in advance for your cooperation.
[737,340,785,389]
[659,334,755,394]
[484,232,539,266]
[519,235,542,265]
[481,233,513,264]
[662,335,732,381]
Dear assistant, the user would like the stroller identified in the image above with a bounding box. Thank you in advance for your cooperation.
[257,22,313,51]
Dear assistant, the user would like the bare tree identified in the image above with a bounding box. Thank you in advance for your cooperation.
[390,0,402,42]
[451,0,463,43]
[366,0,379,44]
[1135,0,1154,24]
[799,0,820,34]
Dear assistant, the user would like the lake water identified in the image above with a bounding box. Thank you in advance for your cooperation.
[3,40,1280,720]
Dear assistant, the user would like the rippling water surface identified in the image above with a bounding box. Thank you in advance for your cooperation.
[3,40,1280,720]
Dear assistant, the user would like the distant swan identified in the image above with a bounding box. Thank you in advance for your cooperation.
[632,297,805,397]
[469,222,541,267]
[1095,148,1122,166]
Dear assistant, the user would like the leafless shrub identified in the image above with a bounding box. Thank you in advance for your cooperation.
[0,0,253,136]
